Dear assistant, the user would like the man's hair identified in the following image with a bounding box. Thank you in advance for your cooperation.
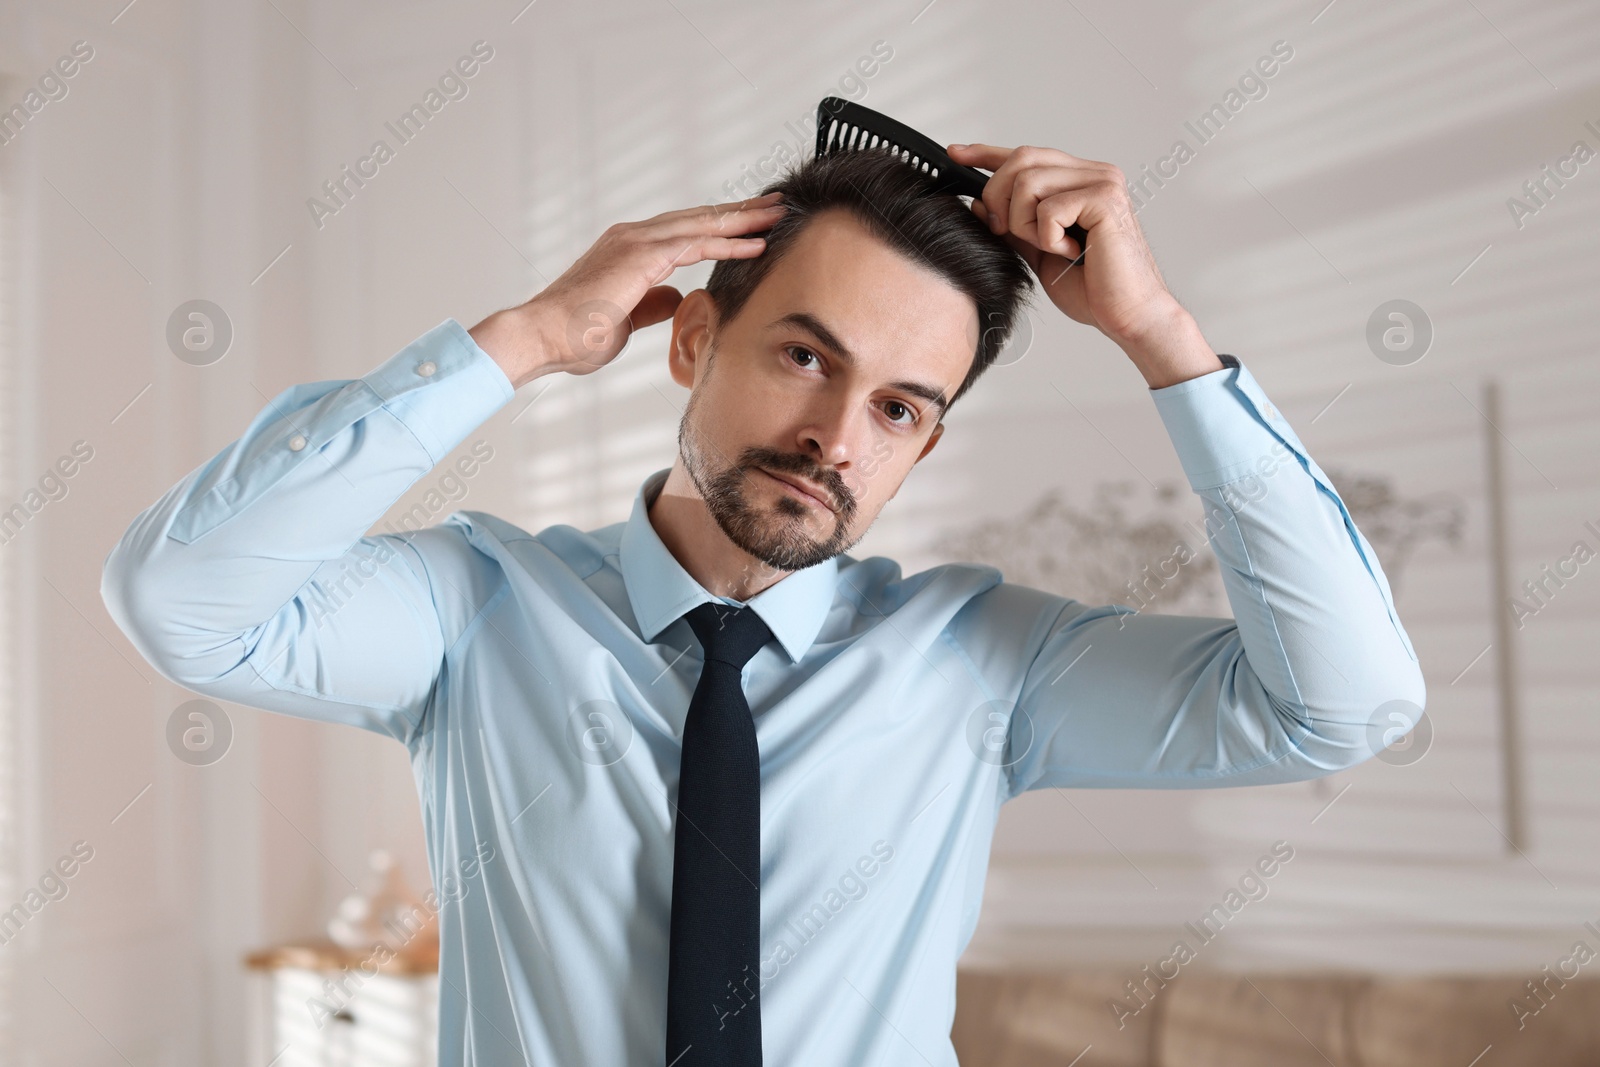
[703,147,1037,417]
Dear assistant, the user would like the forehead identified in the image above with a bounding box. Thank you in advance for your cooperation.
[739,208,978,385]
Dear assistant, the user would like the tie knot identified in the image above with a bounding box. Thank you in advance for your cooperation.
[684,601,773,670]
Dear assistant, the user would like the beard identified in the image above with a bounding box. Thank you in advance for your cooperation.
[678,344,864,573]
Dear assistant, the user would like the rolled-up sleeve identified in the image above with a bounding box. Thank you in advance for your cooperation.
[100,318,516,744]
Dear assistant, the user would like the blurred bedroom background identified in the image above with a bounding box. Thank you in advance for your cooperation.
[1,0,1598,1063]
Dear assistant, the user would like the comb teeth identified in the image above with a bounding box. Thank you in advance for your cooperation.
[824,121,944,182]
[811,95,1087,257]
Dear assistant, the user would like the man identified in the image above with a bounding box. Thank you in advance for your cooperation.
[102,143,1424,1065]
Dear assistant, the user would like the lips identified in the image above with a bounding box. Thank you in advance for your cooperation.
[760,468,834,512]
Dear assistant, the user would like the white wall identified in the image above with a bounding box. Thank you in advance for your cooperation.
[1,0,1596,1062]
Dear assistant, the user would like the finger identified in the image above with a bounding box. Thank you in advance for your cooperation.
[1005,169,1103,252]
[1035,190,1088,259]
[658,190,784,218]
[655,200,788,240]
[987,150,1045,242]
[947,142,1012,169]
[632,286,683,330]
[971,198,1040,274]
[996,163,1105,244]
[647,233,769,282]
[722,190,785,209]
[952,144,1104,240]
[652,194,786,231]
[951,142,1098,170]
[696,233,772,259]
[973,198,1085,296]
[949,143,1021,234]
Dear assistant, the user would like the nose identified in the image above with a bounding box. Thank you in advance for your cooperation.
[795,397,872,476]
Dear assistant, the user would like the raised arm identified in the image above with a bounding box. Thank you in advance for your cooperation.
[101,192,791,743]
[990,353,1425,795]
[100,321,518,743]
[939,141,1423,795]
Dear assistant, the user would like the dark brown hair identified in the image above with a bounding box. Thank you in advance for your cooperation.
[704,147,1037,418]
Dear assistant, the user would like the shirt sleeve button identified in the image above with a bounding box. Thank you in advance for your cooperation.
[288,433,308,451]
[415,360,438,377]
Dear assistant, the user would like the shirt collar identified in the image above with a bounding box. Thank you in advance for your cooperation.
[619,468,838,665]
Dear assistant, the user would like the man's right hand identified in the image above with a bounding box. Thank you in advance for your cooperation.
[468,191,788,389]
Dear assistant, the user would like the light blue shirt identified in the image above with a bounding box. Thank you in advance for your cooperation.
[101,318,1424,1065]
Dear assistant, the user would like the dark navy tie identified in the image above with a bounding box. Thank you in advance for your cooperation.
[664,600,773,1066]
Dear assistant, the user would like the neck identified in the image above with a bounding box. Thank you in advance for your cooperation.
[649,462,794,602]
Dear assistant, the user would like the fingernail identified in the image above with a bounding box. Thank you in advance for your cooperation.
[949,143,967,150]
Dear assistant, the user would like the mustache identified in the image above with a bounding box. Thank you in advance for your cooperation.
[741,448,853,514]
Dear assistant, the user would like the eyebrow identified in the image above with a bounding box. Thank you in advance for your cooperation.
[765,311,951,421]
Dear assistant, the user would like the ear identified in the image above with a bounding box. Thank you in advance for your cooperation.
[914,420,945,463]
[668,289,717,390]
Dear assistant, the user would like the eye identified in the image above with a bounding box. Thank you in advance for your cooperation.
[881,399,918,427]
[784,344,819,369]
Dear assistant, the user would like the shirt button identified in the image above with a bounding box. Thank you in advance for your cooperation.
[288,433,307,451]
[415,360,438,377]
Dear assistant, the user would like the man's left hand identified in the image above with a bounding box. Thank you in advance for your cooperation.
[949,143,1223,388]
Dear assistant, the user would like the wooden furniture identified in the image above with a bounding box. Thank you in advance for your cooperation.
[245,941,439,1067]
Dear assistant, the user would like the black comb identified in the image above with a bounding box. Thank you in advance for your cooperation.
[814,95,1088,261]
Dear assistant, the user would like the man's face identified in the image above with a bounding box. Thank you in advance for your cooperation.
[669,207,979,573]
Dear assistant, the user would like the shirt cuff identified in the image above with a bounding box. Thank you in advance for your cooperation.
[364,317,517,465]
[1149,353,1303,491]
